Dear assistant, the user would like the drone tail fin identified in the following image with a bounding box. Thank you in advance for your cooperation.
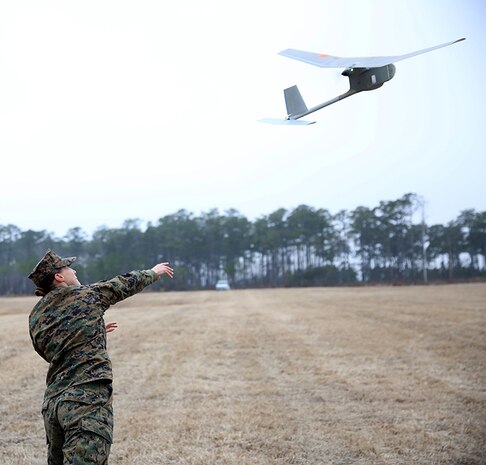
[284,85,308,118]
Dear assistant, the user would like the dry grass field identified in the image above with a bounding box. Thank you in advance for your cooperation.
[0,284,485,465]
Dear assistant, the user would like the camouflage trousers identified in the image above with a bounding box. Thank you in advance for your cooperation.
[42,381,113,465]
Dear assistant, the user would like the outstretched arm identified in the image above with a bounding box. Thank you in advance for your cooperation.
[104,263,173,334]
[92,261,175,309]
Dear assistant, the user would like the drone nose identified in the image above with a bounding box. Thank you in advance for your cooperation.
[342,67,354,77]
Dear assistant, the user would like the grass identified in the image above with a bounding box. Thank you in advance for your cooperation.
[0,284,485,464]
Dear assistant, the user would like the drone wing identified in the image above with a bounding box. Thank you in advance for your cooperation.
[279,38,465,69]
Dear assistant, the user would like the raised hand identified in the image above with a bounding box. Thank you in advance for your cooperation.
[151,262,174,279]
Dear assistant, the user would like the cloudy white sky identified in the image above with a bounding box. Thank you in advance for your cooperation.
[1,0,485,236]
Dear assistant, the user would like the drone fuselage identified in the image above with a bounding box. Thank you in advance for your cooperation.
[281,64,398,121]
[346,64,396,92]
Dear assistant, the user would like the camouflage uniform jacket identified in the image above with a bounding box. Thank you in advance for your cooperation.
[29,270,158,401]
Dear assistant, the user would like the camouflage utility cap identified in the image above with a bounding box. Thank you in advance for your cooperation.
[28,249,76,287]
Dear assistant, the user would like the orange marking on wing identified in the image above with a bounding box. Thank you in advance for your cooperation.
[319,54,330,58]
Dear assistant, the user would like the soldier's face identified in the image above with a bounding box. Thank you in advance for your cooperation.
[58,266,81,286]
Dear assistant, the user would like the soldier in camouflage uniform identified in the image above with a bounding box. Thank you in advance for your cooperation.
[28,249,174,465]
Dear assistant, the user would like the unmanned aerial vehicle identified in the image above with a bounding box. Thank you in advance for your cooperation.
[261,38,465,125]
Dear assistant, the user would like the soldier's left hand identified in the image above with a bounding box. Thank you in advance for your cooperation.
[105,322,118,333]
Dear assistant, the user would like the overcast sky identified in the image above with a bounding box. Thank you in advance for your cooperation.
[1,0,485,237]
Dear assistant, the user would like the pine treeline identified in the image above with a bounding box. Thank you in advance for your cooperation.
[1,194,485,295]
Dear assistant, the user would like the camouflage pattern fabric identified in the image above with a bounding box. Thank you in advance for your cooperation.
[29,270,158,400]
[42,381,113,465]
[29,269,159,463]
